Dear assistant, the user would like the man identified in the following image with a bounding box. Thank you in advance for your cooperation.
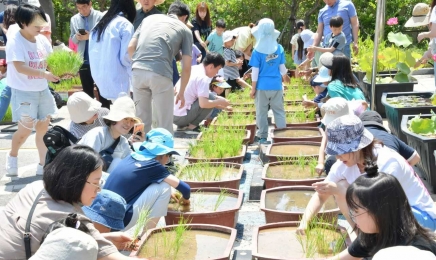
[173,52,230,132]
[310,0,359,59]
[69,0,105,106]
[128,1,193,134]
[133,0,165,30]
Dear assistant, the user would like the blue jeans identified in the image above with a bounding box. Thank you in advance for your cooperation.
[0,85,11,120]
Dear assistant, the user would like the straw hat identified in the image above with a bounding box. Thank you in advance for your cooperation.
[405,3,430,27]
[103,96,141,123]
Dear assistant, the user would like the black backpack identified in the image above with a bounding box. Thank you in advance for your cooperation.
[43,125,78,165]
[49,87,67,109]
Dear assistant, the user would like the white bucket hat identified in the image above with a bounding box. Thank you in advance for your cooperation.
[103,96,141,123]
[314,66,331,83]
[300,29,314,49]
[223,30,238,43]
[321,97,353,125]
[251,18,280,55]
[67,92,102,124]
[405,3,430,28]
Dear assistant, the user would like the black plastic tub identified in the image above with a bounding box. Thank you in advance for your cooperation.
[401,114,436,191]
[382,92,436,142]
[362,76,416,118]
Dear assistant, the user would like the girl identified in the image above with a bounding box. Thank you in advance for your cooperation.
[249,18,289,143]
[89,0,136,104]
[5,4,59,177]
[297,115,436,236]
[329,166,436,259]
[191,2,211,62]
[290,20,305,66]
[204,75,232,126]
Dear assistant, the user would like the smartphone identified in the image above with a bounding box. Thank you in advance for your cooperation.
[78,29,86,35]
[133,123,144,137]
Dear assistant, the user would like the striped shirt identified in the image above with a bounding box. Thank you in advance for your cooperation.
[69,108,109,139]
[223,48,240,80]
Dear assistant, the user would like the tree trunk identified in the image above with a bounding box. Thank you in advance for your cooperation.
[304,0,322,28]
[39,0,55,34]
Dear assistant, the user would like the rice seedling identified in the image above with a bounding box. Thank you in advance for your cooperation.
[200,126,247,142]
[128,206,151,250]
[49,76,82,91]
[189,128,244,159]
[227,88,252,104]
[213,189,230,211]
[215,111,255,126]
[46,50,83,78]
[178,162,238,182]
[150,217,190,259]
[268,156,319,180]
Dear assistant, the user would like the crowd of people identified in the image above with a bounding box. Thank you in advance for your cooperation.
[0,0,436,259]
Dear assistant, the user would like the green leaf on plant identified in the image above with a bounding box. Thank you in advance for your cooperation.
[387,32,412,48]
[396,62,410,75]
[404,51,416,68]
[380,77,394,83]
[394,72,409,83]
[409,115,435,134]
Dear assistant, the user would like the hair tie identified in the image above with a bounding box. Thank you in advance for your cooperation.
[75,220,81,229]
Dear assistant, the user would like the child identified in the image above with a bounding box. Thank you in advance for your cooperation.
[297,28,316,76]
[191,43,202,65]
[307,16,346,55]
[222,31,251,91]
[204,75,233,126]
[290,20,306,66]
[205,19,225,55]
[302,66,330,109]
[249,18,289,143]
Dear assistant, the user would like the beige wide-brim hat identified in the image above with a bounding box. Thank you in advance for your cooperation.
[67,92,102,124]
[405,3,430,27]
[30,14,48,27]
[103,96,142,123]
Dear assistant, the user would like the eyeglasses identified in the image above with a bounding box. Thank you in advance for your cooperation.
[86,179,105,191]
[349,209,367,222]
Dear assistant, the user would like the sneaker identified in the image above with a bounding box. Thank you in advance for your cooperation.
[36,164,44,176]
[259,138,269,144]
[5,153,18,177]
[185,126,202,135]
[176,126,189,132]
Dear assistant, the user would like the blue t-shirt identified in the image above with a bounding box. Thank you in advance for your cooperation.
[249,44,285,91]
[365,125,415,161]
[104,156,170,226]
[206,30,224,55]
[313,88,328,103]
[318,0,357,46]
[327,79,366,101]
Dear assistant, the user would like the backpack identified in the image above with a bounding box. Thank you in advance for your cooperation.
[49,87,67,109]
[43,125,78,165]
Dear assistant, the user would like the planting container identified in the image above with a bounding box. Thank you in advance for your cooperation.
[197,129,251,145]
[260,186,339,224]
[401,114,436,190]
[211,117,256,143]
[271,127,323,143]
[362,76,416,117]
[262,161,325,189]
[382,91,436,142]
[165,187,243,228]
[178,162,244,189]
[133,224,237,260]
[185,144,247,164]
[265,141,320,163]
[252,221,349,260]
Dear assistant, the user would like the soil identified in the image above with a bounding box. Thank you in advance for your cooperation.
[179,167,240,182]
[264,190,337,212]
[273,129,321,138]
[168,191,239,213]
[266,164,322,180]
[270,144,320,156]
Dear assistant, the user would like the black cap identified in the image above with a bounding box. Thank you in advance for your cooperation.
[359,111,390,133]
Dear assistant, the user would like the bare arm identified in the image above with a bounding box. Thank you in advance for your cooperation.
[13,61,59,82]
[316,128,327,175]
[198,96,230,109]
[313,23,324,47]
[418,23,436,42]
[175,55,192,108]
[309,46,336,53]
[297,191,330,234]
[291,44,296,60]
[408,152,421,166]
[128,38,138,59]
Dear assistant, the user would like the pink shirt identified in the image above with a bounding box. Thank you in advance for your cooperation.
[174,64,212,116]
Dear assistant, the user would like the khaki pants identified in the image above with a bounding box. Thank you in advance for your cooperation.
[132,69,174,134]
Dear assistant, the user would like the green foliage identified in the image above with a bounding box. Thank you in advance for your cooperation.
[49,76,81,92]
[47,51,83,78]
[408,112,436,135]
[387,32,412,48]
[1,105,12,122]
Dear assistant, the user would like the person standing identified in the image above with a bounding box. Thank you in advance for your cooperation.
[128,1,192,134]
[132,0,164,30]
[191,2,212,62]
[69,0,105,105]
[89,0,136,102]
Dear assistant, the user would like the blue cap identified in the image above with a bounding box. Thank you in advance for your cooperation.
[131,128,180,161]
[82,189,126,231]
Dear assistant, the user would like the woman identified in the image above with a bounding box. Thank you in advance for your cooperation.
[78,96,143,173]
[89,0,136,104]
[191,2,211,63]
[4,4,59,177]
[249,18,289,143]
[297,115,436,236]
[232,23,256,61]
[0,145,143,259]
[290,19,305,66]
[327,167,436,259]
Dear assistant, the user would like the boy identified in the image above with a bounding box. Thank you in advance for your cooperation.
[302,66,330,109]
[223,31,251,91]
[307,16,346,55]
[205,19,225,55]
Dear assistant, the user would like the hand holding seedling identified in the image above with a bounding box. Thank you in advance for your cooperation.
[225,106,233,112]
[315,163,325,176]
[43,71,60,82]
[312,181,337,195]
[103,232,137,251]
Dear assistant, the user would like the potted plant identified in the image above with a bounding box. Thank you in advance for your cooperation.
[186,135,247,163]
[47,51,83,96]
[284,84,316,102]
[211,112,256,143]
[197,126,251,145]
[264,141,320,163]
[382,91,436,142]
[401,113,436,191]
[271,127,322,143]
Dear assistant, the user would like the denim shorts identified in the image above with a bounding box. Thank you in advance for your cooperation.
[11,87,57,123]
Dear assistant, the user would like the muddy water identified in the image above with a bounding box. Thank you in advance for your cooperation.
[180,167,240,181]
[265,190,338,212]
[168,191,238,213]
[270,144,320,156]
[273,129,321,138]
[138,229,231,259]
[257,226,345,258]
[266,164,321,180]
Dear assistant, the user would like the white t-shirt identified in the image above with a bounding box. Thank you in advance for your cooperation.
[326,145,436,219]
[6,27,52,91]
[290,33,300,50]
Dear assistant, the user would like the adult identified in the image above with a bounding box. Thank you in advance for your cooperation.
[191,2,212,62]
[67,92,109,139]
[128,1,192,134]
[232,23,256,60]
[0,0,19,44]
[173,52,230,132]
[133,0,164,30]
[297,115,436,235]
[4,4,59,177]
[418,1,436,86]
[310,0,359,59]
[0,145,143,259]
[89,0,135,101]
[69,0,105,106]
[78,96,142,173]
[104,128,191,231]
